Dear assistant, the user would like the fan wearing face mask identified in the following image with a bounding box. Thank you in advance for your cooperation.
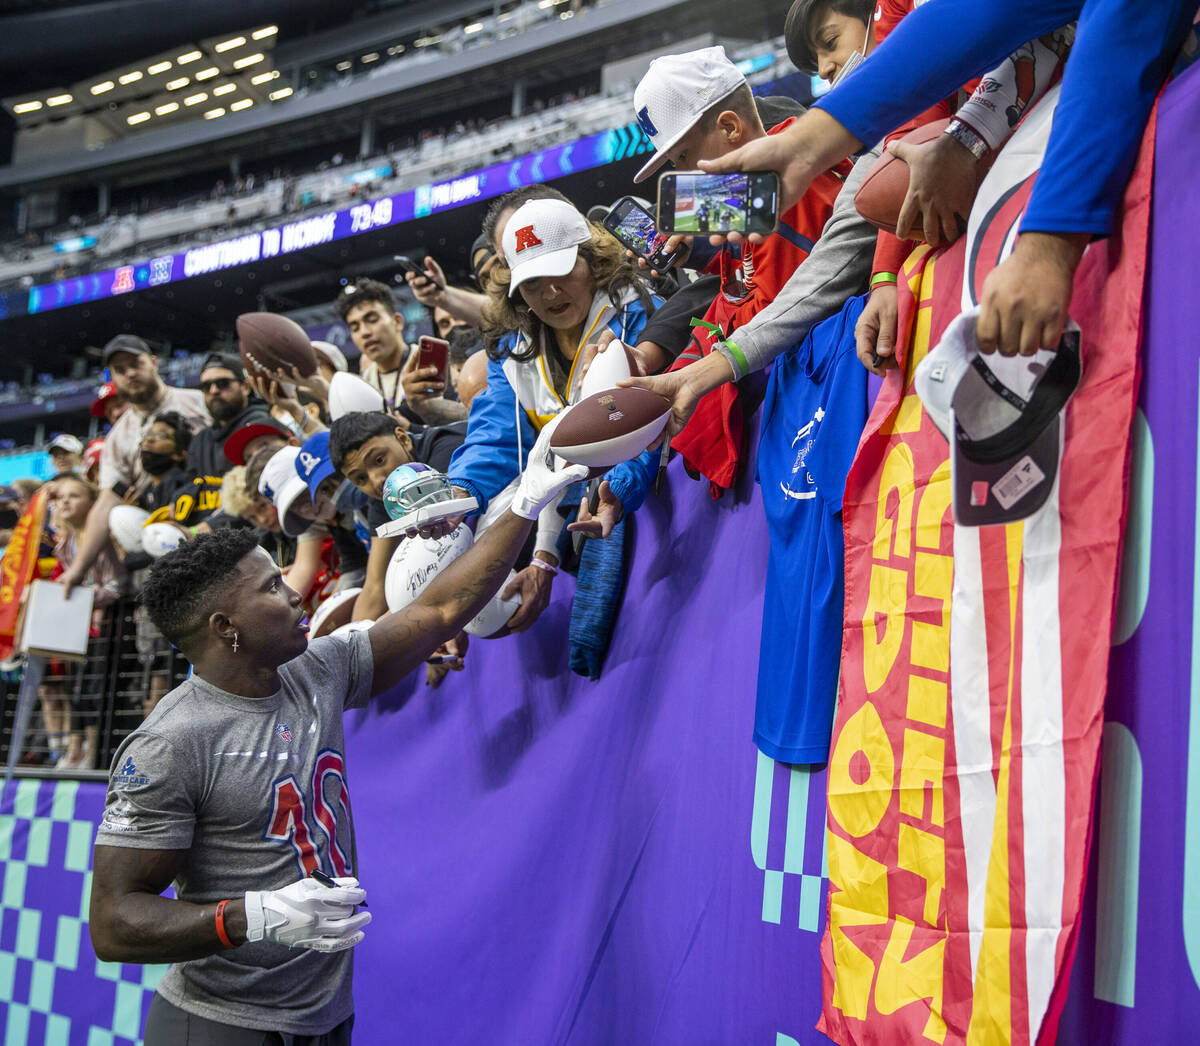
[131,412,217,528]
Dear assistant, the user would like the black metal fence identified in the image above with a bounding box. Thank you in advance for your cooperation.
[0,595,191,778]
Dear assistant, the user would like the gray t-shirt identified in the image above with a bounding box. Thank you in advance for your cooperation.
[95,630,374,1035]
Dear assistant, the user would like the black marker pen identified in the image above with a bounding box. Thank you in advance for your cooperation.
[309,867,368,907]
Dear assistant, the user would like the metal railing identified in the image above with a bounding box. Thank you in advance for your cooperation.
[0,595,192,779]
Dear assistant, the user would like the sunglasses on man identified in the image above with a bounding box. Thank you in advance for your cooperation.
[199,377,237,392]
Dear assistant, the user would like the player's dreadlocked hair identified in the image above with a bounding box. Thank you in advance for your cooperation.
[141,527,260,648]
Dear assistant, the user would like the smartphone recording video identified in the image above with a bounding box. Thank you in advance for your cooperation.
[655,171,780,237]
[602,197,678,271]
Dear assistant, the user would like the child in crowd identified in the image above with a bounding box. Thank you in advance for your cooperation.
[43,475,122,769]
[329,411,466,621]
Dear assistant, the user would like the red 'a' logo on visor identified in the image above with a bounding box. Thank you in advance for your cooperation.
[514,225,543,253]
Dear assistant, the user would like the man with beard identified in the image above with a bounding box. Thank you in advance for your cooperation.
[57,335,209,590]
[187,353,276,478]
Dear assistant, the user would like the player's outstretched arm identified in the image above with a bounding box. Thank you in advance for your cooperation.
[367,415,588,694]
[91,845,245,963]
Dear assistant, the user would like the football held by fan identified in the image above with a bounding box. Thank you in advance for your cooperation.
[429,196,662,627]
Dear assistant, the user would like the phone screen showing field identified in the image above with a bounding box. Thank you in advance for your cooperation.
[671,174,750,234]
[615,207,669,259]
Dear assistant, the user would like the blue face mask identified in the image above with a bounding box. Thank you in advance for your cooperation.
[830,23,871,89]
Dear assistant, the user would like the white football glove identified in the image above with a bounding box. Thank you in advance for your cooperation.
[512,413,590,520]
[244,876,371,953]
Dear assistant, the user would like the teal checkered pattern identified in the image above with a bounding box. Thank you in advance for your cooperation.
[0,778,166,1046]
[750,751,829,934]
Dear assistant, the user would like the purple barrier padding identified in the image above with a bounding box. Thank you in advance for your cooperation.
[345,440,834,1044]
[1056,59,1200,1044]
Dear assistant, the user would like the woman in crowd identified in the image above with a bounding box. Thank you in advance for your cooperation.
[443,194,662,630]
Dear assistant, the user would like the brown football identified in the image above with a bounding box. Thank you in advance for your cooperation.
[237,311,318,378]
[551,387,671,468]
[854,117,952,236]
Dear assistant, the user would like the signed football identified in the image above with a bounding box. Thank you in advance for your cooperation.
[551,387,671,468]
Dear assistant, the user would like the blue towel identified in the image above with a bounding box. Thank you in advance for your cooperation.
[568,515,629,680]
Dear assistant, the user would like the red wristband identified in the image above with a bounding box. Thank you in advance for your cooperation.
[215,899,234,948]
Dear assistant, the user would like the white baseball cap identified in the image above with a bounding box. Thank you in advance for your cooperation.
[311,340,349,373]
[632,45,748,184]
[258,446,313,537]
[48,433,84,455]
[914,306,1081,527]
[502,199,590,297]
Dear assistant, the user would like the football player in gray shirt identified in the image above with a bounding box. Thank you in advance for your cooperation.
[89,419,587,1045]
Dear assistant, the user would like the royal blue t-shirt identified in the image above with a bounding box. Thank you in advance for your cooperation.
[753,295,868,764]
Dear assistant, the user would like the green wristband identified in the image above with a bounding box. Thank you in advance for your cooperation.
[870,272,898,288]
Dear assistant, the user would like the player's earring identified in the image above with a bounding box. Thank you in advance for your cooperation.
[231,632,239,653]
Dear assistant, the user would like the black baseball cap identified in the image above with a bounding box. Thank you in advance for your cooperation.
[102,334,153,364]
[200,352,245,380]
[916,309,1081,527]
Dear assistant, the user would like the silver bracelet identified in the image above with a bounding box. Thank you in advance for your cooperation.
[944,118,989,161]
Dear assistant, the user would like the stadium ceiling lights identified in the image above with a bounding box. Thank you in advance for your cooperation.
[230,98,253,111]
[361,52,380,63]
[268,87,292,101]
[204,107,225,119]
[212,83,237,96]
[165,77,190,90]
[12,101,43,114]
[90,81,115,95]
[232,53,265,69]
[250,70,279,85]
[154,102,179,116]
[386,44,405,55]
[118,71,144,84]
[215,36,246,53]
[177,51,202,64]
[252,26,278,40]
[46,94,73,107]
[464,22,483,33]
[414,34,442,47]
[126,111,151,124]
[335,60,352,71]
[195,67,219,81]
[148,61,172,75]
[184,92,208,106]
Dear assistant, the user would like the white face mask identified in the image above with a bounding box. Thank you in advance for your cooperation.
[829,22,872,89]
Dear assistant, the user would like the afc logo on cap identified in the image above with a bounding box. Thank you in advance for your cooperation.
[635,106,658,139]
[513,225,543,253]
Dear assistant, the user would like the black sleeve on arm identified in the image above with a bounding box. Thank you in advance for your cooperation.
[423,423,469,473]
[640,275,720,361]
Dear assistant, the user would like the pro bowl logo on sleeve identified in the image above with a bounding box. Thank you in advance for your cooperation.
[100,797,138,834]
